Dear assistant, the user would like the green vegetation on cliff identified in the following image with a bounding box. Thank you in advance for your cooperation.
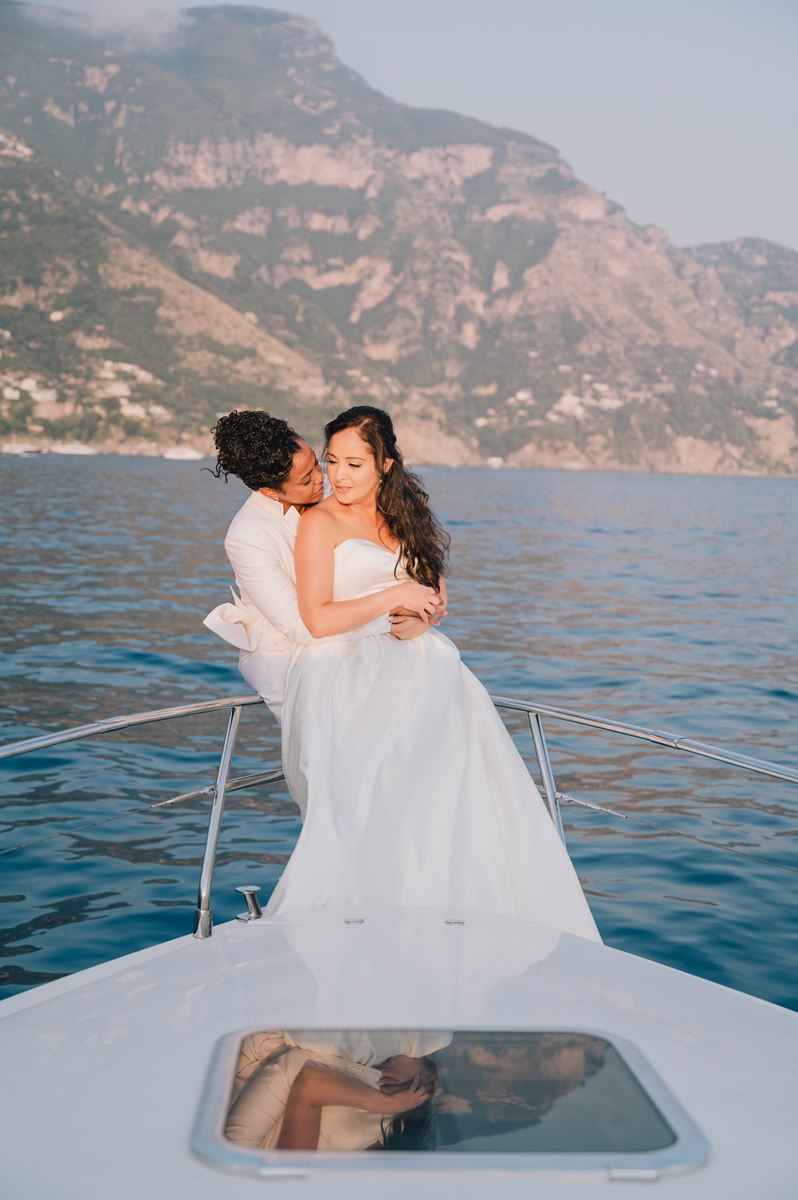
[0,2,796,471]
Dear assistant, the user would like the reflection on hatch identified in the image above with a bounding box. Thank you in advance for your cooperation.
[223,1030,676,1154]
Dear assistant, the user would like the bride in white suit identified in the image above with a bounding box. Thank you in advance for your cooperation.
[265,406,600,942]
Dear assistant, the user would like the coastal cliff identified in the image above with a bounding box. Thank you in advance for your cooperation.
[1,3,796,472]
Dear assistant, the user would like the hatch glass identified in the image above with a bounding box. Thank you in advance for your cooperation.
[193,1028,707,1176]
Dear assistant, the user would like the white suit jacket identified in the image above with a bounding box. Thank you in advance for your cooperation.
[204,491,388,721]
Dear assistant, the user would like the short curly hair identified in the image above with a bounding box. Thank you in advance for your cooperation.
[209,409,300,491]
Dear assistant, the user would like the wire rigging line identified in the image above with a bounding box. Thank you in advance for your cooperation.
[0,769,286,857]
[559,792,798,876]
[1,775,796,878]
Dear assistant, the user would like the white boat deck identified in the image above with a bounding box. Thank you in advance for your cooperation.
[1,906,796,1198]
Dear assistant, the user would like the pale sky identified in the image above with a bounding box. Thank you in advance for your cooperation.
[46,0,798,251]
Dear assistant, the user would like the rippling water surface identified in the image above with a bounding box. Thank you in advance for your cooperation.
[1,456,796,1007]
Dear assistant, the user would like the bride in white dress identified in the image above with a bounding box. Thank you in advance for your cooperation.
[266,407,600,942]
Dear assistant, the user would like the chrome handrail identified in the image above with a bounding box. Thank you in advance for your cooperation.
[4,692,796,783]
[526,709,564,840]
[0,694,264,761]
[2,693,796,940]
[490,695,798,786]
[0,694,274,939]
[193,706,242,938]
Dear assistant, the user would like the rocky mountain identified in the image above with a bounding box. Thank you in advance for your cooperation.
[1,1,796,472]
[0,125,337,448]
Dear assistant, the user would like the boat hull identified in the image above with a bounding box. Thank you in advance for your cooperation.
[1,907,796,1197]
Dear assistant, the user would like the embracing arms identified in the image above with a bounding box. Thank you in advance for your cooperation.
[389,577,449,640]
[295,509,444,639]
[277,1063,430,1150]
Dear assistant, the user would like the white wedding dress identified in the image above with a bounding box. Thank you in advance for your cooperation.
[266,539,600,942]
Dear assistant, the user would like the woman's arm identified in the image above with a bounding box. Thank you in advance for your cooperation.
[390,578,448,639]
[295,509,443,638]
[277,1064,429,1150]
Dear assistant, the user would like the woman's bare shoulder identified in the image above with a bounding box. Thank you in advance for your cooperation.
[297,498,339,541]
[299,498,338,525]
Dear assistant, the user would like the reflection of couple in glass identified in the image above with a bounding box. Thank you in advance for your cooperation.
[207,405,599,939]
[226,1034,443,1151]
[225,1031,614,1153]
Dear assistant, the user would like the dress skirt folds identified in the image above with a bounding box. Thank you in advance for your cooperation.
[266,539,600,942]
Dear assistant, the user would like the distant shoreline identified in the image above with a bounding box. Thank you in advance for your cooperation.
[2,440,796,480]
[0,439,209,462]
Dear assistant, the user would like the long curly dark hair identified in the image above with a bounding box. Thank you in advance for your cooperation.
[324,406,449,588]
[209,409,300,491]
[379,1056,439,1152]
[380,1100,437,1152]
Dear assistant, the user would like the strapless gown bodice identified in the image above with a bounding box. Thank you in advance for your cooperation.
[331,538,406,601]
[266,539,600,941]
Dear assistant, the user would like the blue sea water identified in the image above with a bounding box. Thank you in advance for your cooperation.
[0,455,796,1007]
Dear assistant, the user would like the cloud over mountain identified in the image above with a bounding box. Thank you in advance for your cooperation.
[44,0,187,45]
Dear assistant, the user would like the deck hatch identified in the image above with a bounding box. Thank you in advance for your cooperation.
[192,1028,708,1177]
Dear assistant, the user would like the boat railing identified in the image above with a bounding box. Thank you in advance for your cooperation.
[1,694,797,940]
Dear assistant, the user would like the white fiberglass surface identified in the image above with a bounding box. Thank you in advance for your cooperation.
[1,910,797,1197]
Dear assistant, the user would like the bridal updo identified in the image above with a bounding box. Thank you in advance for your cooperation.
[210,409,299,491]
[324,406,450,589]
